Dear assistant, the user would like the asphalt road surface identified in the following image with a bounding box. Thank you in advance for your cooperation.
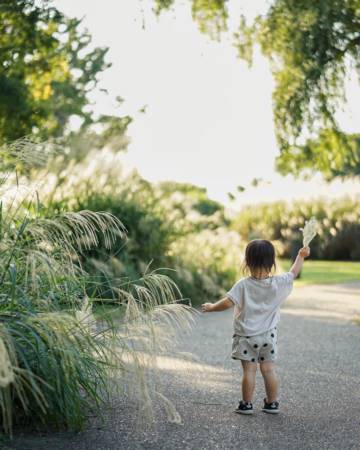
[7,282,360,450]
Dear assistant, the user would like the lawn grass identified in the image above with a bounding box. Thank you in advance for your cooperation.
[279,259,360,286]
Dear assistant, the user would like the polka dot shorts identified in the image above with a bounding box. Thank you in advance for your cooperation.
[231,328,278,363]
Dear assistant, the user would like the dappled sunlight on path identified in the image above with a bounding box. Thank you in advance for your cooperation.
[9,283,360,450]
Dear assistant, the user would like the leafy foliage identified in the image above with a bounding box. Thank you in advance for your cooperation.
[0,0,131,145]
[153,0,360,178]
[239,0,360,177]
[275,129,360,180]
[232,196,360,260]
[37,149,241,304]
[155,181,227,234]
[154,0,228,39]
[169,227,243,301]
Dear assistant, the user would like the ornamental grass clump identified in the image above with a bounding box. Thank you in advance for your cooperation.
[0,139,195,435]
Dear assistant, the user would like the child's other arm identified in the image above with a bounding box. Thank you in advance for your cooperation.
[290,246,310,278]
[201,297,234,313]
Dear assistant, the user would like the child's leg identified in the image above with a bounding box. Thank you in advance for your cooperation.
[260,362,278,402]
[241,360,257,402]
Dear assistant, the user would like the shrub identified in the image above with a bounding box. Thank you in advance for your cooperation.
[169,228,244,301]
[36,150,241,304]
[0,141,195,435]
[232,197,360,260]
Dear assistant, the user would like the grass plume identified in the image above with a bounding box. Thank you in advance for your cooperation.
[0,139,195,435]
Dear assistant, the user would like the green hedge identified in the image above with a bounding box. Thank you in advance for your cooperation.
[43,150,242,304]
[232,197,360,260]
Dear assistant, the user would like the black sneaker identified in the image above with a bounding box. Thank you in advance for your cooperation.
[234,400,254,415]
[262,398,280,414]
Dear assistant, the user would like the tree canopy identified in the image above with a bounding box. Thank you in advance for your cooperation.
[154,0,360,179]
[0,0,130,145]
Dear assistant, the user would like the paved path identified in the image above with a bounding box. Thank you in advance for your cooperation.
[8,283,360,450]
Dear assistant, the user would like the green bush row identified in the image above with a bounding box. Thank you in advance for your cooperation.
[232,197,360,260]
[43,150,242,304]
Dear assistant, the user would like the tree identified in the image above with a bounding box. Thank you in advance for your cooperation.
[156,181,226,233]
[154,0,228,39]
[0,0,128,144]
[64,111,132,163]
[153,0,360,179]
[275,129,360,180]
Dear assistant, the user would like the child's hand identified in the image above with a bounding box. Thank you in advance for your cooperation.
[201,302,214,313]
[299,246,310,258]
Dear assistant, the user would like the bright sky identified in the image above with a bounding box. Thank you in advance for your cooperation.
[55,0,360,207]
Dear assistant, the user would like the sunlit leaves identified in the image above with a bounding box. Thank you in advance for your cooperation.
[154,0,228,40]
[276,129,360,179]
[235,0,360,177]
[0,1,110,142]
[152,0,360,178]
[191,0,228,39]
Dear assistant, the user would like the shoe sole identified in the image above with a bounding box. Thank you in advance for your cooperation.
[234,409,254,415]
[262,408,280,414]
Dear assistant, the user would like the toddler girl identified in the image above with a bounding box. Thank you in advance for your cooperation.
[202,239,310,414]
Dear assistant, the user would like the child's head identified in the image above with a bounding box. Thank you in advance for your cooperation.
[244,239,276,275]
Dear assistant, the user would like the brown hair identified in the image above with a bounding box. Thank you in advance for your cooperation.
[243,239,276,274]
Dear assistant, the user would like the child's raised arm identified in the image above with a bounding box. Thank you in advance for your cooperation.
[290,246,310,278]
[201,297,234,313]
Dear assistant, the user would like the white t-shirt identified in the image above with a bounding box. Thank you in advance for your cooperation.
[227,272,294,337]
